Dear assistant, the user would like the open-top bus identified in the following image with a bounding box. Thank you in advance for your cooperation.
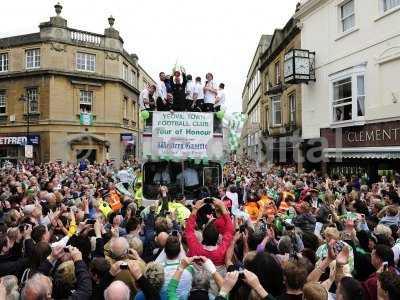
[141,111,224,206]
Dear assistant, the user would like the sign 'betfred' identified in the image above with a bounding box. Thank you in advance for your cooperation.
[152,112,214,158]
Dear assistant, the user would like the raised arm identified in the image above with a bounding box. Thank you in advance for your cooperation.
[168,257,194,300]
[182,73,187,88]
[185,200,205,255]
[69,247,93,300]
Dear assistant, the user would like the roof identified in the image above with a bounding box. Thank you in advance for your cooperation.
[242,34,272,98]
[245,35,272,80]
[0,33,41,49]
[138,64,156,85]
[259,17,300,70]
[294,0,330,20]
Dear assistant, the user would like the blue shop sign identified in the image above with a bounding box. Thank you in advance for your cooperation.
[0,135,40,146]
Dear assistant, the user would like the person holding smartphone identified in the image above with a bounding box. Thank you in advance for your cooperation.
[184,198,234,266]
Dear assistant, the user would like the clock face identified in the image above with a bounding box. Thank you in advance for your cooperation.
[284,59,293,77]
[295,57,310,75]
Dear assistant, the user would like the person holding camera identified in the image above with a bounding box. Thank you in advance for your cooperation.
[22,245,92,300]
[184,198,234,266]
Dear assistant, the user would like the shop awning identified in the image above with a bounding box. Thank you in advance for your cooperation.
[324,147,400,159]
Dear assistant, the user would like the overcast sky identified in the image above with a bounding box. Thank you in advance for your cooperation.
[1,0,299,113]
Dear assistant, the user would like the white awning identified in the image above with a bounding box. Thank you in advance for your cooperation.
[323,147,400,159]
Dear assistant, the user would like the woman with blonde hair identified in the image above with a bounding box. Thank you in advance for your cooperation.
[316,227,354,272]
[303,282,328,300]
[53,260,77,299]
[134,262,165,299]
[1,275,20,300]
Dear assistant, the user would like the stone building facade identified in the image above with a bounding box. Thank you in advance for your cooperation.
[295,0,400,180]
[259,18,303,168]
[0,4,155,164]
[241,35,272,166]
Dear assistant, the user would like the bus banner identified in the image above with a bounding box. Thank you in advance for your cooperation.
[152,112,214,158]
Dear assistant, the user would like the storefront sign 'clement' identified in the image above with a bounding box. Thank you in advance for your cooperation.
[345,128,400,143]
[321,120,400,148]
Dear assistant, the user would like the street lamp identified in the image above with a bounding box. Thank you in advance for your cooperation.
[19,94,30,145]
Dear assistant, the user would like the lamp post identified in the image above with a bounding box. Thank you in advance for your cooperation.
[19,94,30,146]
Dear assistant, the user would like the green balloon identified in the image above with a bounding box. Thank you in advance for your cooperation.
[274,218,283,233]
[140,110,150,120]
[215,110,225,120]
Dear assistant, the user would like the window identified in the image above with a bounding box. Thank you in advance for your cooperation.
[275,61,281,84]
[340,0,355,32]
[271,96,281,126]
[289,93,296,123]
[0,91,6,114]
[123,63,129,81]
[80,90,93,113]
[26,88,39,113]
[131,70,136,86]
[132,101,136,120]
[123,97,128,119]
[331,69,365,123]
[383,0,400,11]
[26,49,40,69]
[333,77,352,121]
[0,53,8,72]
[76,52,96,72]
[356,75,365,117]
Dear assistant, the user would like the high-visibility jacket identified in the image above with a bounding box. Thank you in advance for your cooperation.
[244,202,259,222]
[134,187,143,207]
[167,202,191,224]
[99,200,113,218]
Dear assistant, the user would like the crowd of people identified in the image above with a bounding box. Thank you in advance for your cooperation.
[139,69,225,113]
[1,158,400,300]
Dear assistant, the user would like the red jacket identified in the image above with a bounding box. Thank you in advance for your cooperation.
[362,272,378,300]
[185,213,234,266]
[362,267,397,300]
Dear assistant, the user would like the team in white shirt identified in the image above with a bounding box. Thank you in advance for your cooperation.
[139,70,225,112]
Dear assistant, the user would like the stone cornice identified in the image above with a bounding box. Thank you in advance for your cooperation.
[0,121,140,131]
[0,69,140,94]
[294,0,330,20]
[0,36,138,72]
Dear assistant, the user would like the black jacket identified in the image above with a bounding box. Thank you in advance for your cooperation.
[0,238,35,279]
[170,74,187,110]
[38,259,93,300]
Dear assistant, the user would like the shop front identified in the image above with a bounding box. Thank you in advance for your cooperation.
[121,133,136,161]
[66,134,110,164]
[321,120,400,182]
[271,138,295,165]
[268,135,304,170]
[0,134,40,164]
